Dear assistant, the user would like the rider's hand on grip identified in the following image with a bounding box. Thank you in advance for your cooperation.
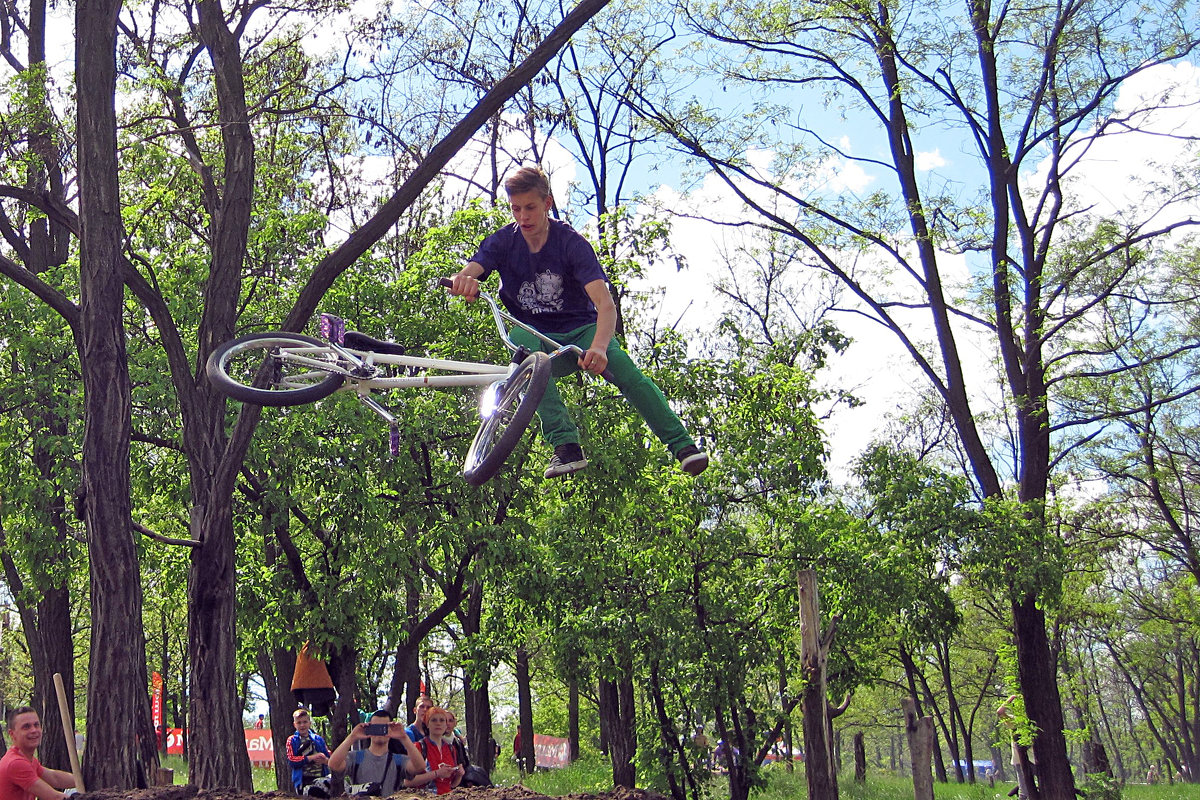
[442,274,479,301]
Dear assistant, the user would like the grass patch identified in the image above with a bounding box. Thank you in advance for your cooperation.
[155,754,281,793]
[492,756,617,795]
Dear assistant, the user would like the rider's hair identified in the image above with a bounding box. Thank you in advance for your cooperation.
[504,166,551,199]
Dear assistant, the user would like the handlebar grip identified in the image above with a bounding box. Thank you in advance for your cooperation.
[566,345,615,382]
[440,276,481,300]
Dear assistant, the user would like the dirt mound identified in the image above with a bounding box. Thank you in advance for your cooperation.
[79,784,668,800]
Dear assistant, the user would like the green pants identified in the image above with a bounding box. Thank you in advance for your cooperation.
[510,323,695,455]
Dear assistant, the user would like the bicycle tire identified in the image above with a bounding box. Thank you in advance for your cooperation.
[206,333,346,407]
[462,352,551,486]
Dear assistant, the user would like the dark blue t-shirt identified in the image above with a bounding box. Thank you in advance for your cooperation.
[469,218,608,334]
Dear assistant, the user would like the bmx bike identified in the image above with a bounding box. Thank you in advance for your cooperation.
[206,278,600,486]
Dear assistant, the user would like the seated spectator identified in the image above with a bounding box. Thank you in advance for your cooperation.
[416,707,464,794]
[406,695,434,744]
[329,710,436,795]
[286,709,330,795]
[1,707,80,800]
[444,711,469,767]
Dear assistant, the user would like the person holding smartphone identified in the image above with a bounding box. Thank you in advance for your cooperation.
[416,708,465,794]
[329,710,432,795]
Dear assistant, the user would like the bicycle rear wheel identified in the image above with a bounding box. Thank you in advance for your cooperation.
[463,352,551,486]
[207,333,346,407]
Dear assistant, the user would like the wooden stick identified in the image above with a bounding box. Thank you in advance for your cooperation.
[52,673,85,792]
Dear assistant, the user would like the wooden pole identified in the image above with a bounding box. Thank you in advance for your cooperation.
[903,697,933,800]
[52,673,85,792]
[798,570,837,800]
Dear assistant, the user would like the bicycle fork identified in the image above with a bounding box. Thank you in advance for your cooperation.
[478,347,534,422]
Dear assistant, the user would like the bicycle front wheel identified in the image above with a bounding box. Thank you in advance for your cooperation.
[462,352,551,486]
[206,333,346,407]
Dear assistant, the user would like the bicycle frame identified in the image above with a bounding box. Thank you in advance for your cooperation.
[307,284,585,431]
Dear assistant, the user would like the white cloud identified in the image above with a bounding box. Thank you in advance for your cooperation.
[1028,61,1200,225]
[914,149,947,171]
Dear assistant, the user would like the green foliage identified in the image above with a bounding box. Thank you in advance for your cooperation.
[965,497,1066,606]
[1080,773,1124,800]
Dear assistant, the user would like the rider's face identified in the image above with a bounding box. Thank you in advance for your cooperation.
[508,190,552,238]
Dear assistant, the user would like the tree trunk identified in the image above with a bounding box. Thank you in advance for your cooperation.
[176,0,258,787]
[898,644,948,782]
[5,0,75,761]
[798,570,837,800]
[904,698,934,800]
[258,646,298,791]
[598,681,609,756]
[936,640,969,782]
[853,731,866,783]
[1013,593,1073,799]
[599,676,636,787]
[187,502,251,789]
[76,0,159,787]
[618,675,635,784]
[516,647,536,774]
[568,677,580,763]
[647,663,690,800]
[327,644,359,741]
[779,657,793,773]
[460,582,494,773]
[463,678,494,773]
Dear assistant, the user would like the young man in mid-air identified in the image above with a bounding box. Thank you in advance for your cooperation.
[449,166,708,479]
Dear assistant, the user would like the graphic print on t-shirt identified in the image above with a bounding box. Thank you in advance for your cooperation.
[517,272,564,315]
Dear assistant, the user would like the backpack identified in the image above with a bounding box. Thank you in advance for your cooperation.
[461,766,491,787]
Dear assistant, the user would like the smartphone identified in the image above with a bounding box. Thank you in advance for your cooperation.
[363,723,389,736]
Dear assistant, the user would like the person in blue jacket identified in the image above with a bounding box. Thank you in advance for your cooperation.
[286,708,331,795]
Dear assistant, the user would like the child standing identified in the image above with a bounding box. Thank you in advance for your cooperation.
[286,709,331,795]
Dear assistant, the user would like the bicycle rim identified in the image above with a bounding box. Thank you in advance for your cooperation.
[207,333,346,407]
[462,352,550,485]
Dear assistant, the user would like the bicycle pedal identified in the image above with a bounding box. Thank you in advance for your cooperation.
[319,313,346,344]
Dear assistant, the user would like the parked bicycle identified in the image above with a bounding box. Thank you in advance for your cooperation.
[206,279,606,485]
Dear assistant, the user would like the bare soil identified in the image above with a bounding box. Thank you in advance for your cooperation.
[81,784,667,800]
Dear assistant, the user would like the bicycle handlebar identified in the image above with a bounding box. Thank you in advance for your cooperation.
[439,276,614,383]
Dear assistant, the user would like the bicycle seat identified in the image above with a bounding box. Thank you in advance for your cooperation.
[343,331,406,357]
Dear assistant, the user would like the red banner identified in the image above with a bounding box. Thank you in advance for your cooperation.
[245,729,274,766]
[533,734,570,769]
[151,673,163,733]
[163,729,274,767]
